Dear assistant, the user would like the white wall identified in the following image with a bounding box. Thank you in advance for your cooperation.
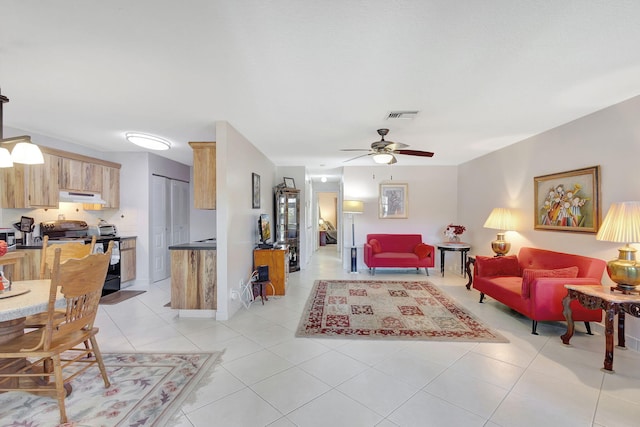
[215,121,277,320]
[342,165,459,271]
[458,94,640,349]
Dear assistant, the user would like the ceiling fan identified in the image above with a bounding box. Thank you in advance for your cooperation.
[341,129,434,164]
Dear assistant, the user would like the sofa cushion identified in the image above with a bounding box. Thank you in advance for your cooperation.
[475,255,520,277]
[521,266,579,298]
[369,239,382,254]
[413,243,431,259]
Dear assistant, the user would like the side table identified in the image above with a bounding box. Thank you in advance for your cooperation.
[436,243,471,278]
[561,284,640,372]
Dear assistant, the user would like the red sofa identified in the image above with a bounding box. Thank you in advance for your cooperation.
[364,234,434,275]
[471,247,605,334]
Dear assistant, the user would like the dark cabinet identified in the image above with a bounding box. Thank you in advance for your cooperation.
[275,187,300,272]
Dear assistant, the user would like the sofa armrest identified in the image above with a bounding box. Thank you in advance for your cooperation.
[364,243,373,265]
[528,278,602,302]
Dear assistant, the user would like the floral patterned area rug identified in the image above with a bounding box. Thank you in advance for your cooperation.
[297,280,508,342]
[0,352,223,427]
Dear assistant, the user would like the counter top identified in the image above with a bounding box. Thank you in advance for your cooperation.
[16,235,137,250]
[169,241,217,250]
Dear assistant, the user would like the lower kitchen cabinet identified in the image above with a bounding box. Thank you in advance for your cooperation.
[120,237,136,284]
[170,246,217,310]
[253,248,289,295]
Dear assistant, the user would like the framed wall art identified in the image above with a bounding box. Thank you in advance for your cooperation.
[284,177,296,189]
[252,173,260,209]
[534,166,601,233]
[379,183,408,219]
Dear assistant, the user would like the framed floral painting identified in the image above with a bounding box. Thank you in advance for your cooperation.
[534,166,601,233]
[379,183,408,219]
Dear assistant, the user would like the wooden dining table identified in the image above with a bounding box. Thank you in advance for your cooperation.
[0,279,62,390]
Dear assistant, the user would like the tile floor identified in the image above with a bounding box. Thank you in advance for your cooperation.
[97,247,640,427]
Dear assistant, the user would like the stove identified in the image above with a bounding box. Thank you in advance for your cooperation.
[40,220,121,295]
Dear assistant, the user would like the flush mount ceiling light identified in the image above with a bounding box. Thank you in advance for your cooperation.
[125,132,172,150]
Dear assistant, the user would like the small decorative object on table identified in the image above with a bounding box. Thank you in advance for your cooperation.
[444,224,465,243]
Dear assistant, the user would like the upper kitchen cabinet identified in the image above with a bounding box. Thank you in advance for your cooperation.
[100,166,120,209]
[189,141,216,209]
[27,152,60,208]
[0,152,59,208]
[59,158,102,192]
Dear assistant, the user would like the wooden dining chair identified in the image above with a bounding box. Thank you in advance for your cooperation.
[24,235,98,329]
[0,242,113,424]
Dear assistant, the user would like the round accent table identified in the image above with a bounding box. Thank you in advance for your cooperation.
[436,242,471,277]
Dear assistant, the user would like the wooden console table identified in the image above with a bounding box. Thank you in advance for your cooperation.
[561,284,640,372]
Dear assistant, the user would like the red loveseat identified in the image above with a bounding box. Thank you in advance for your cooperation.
[364,234,434,275]
[472,247,605,334]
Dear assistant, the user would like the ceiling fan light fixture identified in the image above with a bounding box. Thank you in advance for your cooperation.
[373,153,394,164]
[125,132,172,150]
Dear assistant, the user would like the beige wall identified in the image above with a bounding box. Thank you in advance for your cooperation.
[318,192,337,228]
[342,165,459,270]
[458,94,640,348]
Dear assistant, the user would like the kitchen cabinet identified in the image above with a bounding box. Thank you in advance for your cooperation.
[170,246,217,309]
[120,237,136,283]
[253,248,289,295]
[0,146,120,209]
[0,152,59,209]
[189,141,216,209]
[59,158,102,192]
[275,187,300,272]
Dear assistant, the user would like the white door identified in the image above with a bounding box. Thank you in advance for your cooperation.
[150,175,171,282]
[171,180,190,245]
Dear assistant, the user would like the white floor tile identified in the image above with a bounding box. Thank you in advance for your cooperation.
[91,246,640,427]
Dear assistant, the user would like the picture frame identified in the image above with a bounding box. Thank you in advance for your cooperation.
[284,177,296,189]
[534,166,601,233]
[379,183,408,219]
[252,173,260,209]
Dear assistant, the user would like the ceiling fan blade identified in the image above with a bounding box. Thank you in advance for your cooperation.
[394,149,434,158]
[340,148,371,152]
[343,152,373,163]
[388,154,398,164]
[386,142,409,150]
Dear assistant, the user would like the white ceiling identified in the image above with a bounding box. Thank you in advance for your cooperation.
[2,1,640,181]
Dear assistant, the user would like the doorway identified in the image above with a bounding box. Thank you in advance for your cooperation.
[318,192,338,246]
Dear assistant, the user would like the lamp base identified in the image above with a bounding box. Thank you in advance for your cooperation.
[350,247,358,273]
[490,232,510,256]
[607,245,640,291]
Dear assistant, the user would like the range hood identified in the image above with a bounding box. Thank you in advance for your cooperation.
[59,191,106,204]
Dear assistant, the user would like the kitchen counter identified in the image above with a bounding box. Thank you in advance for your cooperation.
[169,239,216,312]
[168,239,216,250]
[16,235,138,250]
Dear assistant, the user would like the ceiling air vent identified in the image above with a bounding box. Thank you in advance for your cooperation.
[386,110,419,120]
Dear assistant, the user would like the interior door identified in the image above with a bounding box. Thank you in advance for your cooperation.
[150,175,170,282]
[171,179,190,245]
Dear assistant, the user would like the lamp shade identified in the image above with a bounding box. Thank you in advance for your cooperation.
[11,141,44,164]
[0,147,13,167]
[596,201,640,243]
[343,200,364,214]
[483,208,514,231]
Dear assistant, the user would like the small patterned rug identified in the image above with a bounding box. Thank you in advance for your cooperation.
[297,280,508,342]
[0,352,223,427]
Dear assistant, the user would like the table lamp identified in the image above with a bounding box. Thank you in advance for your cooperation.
[596,201,640,292]
[483,207,514,256]
[344,200,364,272]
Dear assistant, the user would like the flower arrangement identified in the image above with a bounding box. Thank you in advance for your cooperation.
[444,224,466,241]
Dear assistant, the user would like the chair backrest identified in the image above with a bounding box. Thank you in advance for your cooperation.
[42,241,113,349]
[40,235,97,279]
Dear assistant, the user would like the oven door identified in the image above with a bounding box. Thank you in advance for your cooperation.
[94,240,121,295]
